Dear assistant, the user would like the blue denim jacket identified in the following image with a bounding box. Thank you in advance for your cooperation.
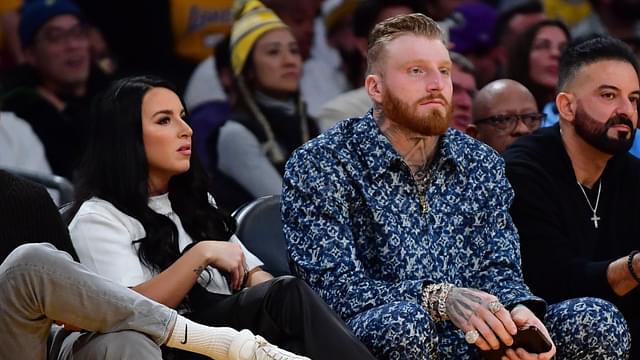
[282,111,544,320]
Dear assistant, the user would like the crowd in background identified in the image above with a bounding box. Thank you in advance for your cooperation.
[1,0,639,210]
[2,1,640,359]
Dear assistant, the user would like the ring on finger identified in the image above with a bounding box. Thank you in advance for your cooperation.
[465,329,480,344]
[488,300,503,314]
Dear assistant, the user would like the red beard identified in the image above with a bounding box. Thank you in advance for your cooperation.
[381,88,452,136]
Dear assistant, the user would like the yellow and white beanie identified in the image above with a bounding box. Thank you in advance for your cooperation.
[230,0,288,75]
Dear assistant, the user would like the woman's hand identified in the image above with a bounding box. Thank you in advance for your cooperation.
[197,241,246,290]
[446,287,518,351]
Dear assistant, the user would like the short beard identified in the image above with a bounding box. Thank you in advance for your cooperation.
[574,103,636,155]
[381,88,451,136]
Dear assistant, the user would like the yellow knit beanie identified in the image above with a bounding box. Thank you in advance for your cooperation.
[230,0,288,75]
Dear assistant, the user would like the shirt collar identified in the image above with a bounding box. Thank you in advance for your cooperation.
[148,192,173,216]
[350,110,464,179]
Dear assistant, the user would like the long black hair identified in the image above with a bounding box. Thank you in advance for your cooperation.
[506,19,571,110]
[70,75,236,273]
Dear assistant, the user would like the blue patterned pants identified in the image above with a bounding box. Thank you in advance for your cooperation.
[345,297,630,359]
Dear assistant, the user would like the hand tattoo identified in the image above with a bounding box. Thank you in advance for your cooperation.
[447,288,484,321]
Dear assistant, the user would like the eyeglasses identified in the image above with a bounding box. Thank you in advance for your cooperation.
[474,113,546,132]
[37,24,88,46]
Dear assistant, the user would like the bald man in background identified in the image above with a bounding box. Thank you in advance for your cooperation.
[449,52,477,131]
[467,79,545,153]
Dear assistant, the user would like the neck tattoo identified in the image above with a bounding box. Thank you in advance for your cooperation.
[577,180,602,229]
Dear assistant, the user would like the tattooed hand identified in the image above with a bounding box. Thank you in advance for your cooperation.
[446,287,518,351]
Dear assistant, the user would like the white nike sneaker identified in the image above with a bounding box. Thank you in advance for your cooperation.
[229,329,311,360]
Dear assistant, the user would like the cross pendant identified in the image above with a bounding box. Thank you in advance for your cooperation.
[590,213,600,229]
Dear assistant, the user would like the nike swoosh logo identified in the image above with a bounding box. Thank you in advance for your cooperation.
[180,323,188,344]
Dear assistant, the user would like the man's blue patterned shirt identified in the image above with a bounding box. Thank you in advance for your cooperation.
[282,111,543,320]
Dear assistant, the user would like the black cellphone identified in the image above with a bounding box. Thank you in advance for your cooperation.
[481,326,553,360]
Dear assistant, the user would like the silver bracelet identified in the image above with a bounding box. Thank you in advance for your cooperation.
[421,283,453,322]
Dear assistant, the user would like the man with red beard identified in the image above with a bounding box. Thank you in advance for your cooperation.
[505,35,640,359]
[282,13,626,360]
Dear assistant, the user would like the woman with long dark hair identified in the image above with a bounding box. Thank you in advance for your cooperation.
[506,19,570,125]
[65,75,375,360]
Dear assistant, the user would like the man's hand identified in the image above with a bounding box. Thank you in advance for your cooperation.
[502,305,556,360]
[446,287,517,351]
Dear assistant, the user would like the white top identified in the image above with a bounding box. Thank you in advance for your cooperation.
[184,56,227,111]
[300,56,350,118]
[69,193,263,295]
[316,87,372,132]
[0,111,51,174]
[217,121,283,197]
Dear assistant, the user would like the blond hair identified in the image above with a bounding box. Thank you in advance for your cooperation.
[367,13,445,75]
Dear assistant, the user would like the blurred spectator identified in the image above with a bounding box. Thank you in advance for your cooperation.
[72,0,197,92]
[190,37,233,171]
[316,0,425,131]
[183,55,228,113]
[467,79,543,153]
[263,0,318,60]
[449,2,502,87]
[572,0,640,52]
[449,52,477,131]
[293,0,352,117]
[0,0,117,77]
[506,19,570,126]
[425,0,466,21]
[213,0,319,211]
[183,0,328,120]
[0,111,51,174]
[308,0,354,87]
[1,0,110,180]
[0,0,23,69]
[322,0,359,88]
[495,0,547,58]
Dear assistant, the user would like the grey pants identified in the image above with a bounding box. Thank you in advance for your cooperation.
[0,243,177,360]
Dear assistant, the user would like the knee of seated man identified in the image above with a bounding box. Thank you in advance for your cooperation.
[2,243,62,267]
[353,301,436,356]
[353,301,435,338]
[552,297,630,353]
[564,297,627,329]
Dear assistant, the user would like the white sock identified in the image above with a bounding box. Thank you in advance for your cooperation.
[166,315,239,360]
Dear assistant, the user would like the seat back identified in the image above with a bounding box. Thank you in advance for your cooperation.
[232,195,292,276]
[2,167,74,205]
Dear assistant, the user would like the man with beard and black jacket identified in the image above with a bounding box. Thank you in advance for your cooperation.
[504,35,640,358]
